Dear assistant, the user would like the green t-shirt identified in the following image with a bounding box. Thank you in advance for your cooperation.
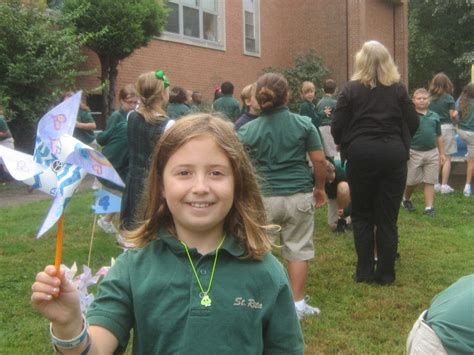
[459,102,474,132]
[429,94,455,125]
[73,109,96,144]
[316,95,337,126]
[325,160,346,199]
[425,274,474,354]
[87,229,304,354]
[106,108,127,130]
[238,106,323,196]
[212,95,241,122]
[299,100,321,127]
[410,110,441,151]
[167,102,192,119]
[0,116,12,141]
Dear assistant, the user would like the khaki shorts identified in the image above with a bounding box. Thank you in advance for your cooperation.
[406,148,439,186]
[319,125,338,158]
[441,124,457,155]
[263,193,315,261]
[458,129,474,157]
[406,310,447,355]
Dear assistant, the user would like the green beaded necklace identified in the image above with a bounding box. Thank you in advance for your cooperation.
[181,235,226,307]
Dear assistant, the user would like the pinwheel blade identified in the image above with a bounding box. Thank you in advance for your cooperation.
[0,145,46,181]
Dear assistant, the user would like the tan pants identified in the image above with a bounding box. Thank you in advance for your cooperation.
[406,310,447,355]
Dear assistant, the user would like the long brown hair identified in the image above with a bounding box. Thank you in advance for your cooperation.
[126,114,272,260]
[136,71,168,123]
[459,83,474,118]
[429,73,454,97]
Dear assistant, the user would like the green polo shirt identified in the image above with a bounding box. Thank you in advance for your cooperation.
[238,106,323,196]
[459,102,474,132]
[410,110,441,151]
[316,95,337,126]
[0,116,12,141]
[96,113,129,189]
[87,230,304,354]
[325,160,346,199]
[213,95,241,122]
[299,100,321,127]
[429,94,455,125]
[425,274,474,354]
[106,108,127,130]
[167,103,192,119]
[73,109,96,144]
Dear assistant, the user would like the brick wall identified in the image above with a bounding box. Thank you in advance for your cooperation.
[77,0,408,110]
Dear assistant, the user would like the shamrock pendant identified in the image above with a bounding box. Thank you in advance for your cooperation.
[201,294,212,307]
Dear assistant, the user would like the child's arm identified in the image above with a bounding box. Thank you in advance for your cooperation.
[436,135,446,165]
[76,121,97,130]
[308,149,327,208]
[31,265,118,354]
[449,109,459,124]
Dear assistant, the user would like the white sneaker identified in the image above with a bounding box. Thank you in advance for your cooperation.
[440,184,454,194]
[116,233,134,249]
[434,183,441,193]
[296,296,321,320]
[463,184,471,197]
[97,217,118,234]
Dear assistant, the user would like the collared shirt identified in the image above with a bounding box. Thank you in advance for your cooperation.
[316,95,337,126]
[87,229,304,354]
[73,109,96,144]
[167,103,192,119]
[300,100,321,127]
[238,106,322,197]
[429,94,455,125]
[411,110,441,151]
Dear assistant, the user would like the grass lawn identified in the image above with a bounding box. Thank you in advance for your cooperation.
[0,187,473,353]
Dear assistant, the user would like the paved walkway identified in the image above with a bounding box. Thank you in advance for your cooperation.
[0,175,95,208]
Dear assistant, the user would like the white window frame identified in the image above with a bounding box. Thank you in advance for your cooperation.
[160,0,226,51]
[242,0,260,57]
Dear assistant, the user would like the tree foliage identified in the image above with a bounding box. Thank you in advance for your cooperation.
[408,0,474,95]
[263,49,331,112]
[61,0,168,125]
[0,0,86,151]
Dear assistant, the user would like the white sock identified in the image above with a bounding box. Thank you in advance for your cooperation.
[425,207,432,210]
[294,299,305,310]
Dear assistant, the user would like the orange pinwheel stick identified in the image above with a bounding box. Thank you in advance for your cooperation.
[54,214,65,275]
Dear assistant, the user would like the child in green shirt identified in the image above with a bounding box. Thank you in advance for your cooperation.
[31,114,304,354]
[457,83,474,196]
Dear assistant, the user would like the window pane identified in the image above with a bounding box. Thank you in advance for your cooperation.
[165,2,180,34]
[245,24,255,39]
[201,0,217,11]
[246,38,256,52]
[181,0,199,7]
[245,11,254,25]
[183,6,200,38]
[244,0,254,12]
[203,12,218,41]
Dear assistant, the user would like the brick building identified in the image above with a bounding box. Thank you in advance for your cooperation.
[78,0,408,110]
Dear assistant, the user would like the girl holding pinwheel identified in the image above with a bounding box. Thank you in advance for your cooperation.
[119,70,174,241]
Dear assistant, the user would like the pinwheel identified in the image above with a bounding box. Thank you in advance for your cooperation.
[0,92,125,271]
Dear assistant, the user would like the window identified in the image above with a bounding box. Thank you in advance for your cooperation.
[163,0,225,49]
[243,0,260,55]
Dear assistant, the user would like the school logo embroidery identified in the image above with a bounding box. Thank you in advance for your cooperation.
[233,297,263,309]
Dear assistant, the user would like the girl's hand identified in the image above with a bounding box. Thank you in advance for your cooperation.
[31,265,82,326]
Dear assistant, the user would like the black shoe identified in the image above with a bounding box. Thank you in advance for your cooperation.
[423,208,435,217]
[402,199,416,212]
[335,218,347,234]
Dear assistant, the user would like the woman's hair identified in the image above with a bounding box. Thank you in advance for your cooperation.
[240,83,256,107]
[300,81,315,95]
[169,86,187,104]
[255,73,289,112]
[459,83,474,118]
[136,71,167,122]
[351,40,400,88]
[429,73,454,97]
[118,84,137,102]
[126,113,272,260]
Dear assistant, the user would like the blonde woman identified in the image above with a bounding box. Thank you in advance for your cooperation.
[332,41,419,285]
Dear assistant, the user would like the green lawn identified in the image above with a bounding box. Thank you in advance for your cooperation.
[0,188,473,353]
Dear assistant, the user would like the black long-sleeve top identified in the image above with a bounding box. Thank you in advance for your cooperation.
[331,80,419,159]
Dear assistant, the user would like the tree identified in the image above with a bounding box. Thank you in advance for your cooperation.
[263,49,331,112]
[409,0,474,95]
[0,0,86,152]
[61,0,168,126]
